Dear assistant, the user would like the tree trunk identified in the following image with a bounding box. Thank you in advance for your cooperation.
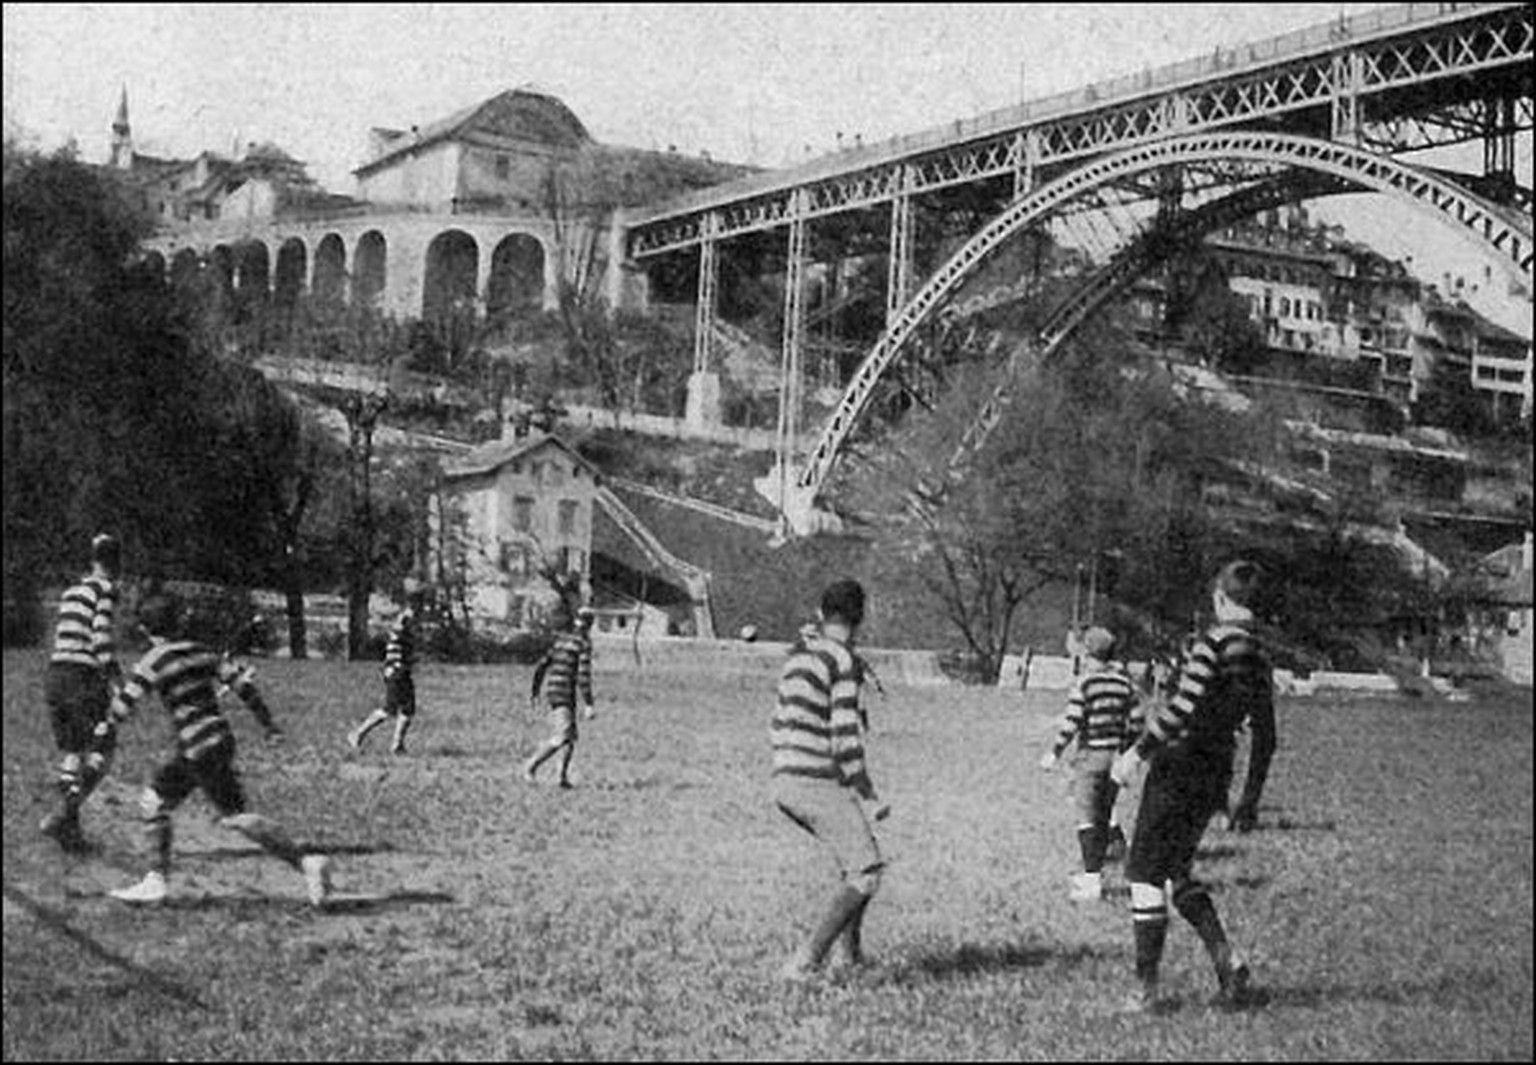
[347,562,372,660]
[344,397,383,660]
[284,582,308,660]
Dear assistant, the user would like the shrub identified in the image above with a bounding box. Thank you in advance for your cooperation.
[2,574,42,648]
[421,619,554,665]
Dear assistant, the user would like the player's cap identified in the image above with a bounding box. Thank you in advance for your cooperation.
[136,592,182,638]
[1081,626,1115,659]
[91,533,121,570]
[820,579,866,627]
[1214,559,1264,609]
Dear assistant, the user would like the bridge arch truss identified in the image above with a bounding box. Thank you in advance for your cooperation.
[789,130,1534,518]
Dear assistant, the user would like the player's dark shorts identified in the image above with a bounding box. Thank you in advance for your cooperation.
[45,662,112,751]
[1070,748,1119,827]
[1126,752,1232,885]
[384,674,416,717]
[151,741,246,817]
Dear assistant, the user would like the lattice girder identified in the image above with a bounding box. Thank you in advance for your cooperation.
[628,4,1531,260]
[792,130,1534,506]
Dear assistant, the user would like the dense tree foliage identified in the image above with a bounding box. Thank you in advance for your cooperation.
[1414,351,1498,438]
[843,299,1460,680]
[845,312,1270,680]
[2,143,331,647]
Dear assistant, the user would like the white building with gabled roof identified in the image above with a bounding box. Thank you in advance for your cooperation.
[430,431,601,625]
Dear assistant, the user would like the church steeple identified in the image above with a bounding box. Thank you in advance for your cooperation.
[110,86,133,169]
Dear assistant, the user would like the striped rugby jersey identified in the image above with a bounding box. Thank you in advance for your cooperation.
[1136,621,1273,763]
[50,574,117,669]
[772,633,872,794]
[108,640,260,760]
[1051,665,1143,756]
[383,616,416,680]
[532,631,593,708]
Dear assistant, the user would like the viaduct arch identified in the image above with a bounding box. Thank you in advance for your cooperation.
[144,217,566,323]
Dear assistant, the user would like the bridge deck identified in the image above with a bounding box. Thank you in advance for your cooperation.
[627,2,1528,241]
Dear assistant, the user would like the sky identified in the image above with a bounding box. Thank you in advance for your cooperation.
[3,3,1530,330]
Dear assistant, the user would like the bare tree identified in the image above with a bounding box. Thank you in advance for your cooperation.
[851,327,1259,680]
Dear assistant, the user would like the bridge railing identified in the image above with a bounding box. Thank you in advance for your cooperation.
[628,2,1507,228]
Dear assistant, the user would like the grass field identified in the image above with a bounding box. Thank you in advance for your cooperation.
[3,648,1531,1061]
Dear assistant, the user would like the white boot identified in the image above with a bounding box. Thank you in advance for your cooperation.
[110,870,168,904]
[1069,871,1103,902]
[301,854,333,908]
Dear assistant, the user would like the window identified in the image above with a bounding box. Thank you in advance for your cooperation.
[557,500,578,537]
[500,541,527,576]
[513,496,534,532]
[1279,297,1291,317]
[495,155,511,180]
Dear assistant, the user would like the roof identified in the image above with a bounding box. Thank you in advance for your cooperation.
[1475,316,1531,347]
[1468,538,1535,606]
[354,89,593,176]
[441,432,598,481]
[244,140,299,163]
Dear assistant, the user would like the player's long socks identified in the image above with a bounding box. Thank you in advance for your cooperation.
[525,739,563,778]
[390,715,411,752]
[48,755,89,842]
[556,742,575,785]
[1172,880,1233,973]
[144,803,174,875]
[79,746,112,798]
[1131,881,1170,988]
[55,755,83,809]
[839,893,872,963]
[801,884,868,968]
[352,708,389,745]
[221,813,304,869]
[1078,823,1107,873]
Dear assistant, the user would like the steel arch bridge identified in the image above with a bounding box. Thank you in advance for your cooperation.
[621,3,1533,534]
[779,131,1534,526]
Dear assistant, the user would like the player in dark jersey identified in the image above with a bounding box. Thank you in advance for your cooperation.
[1111,560,1277,1013]
[1040,626,1143,902]
[94,593,332,908]
[522,604,597,789]
[39,533,122,854]
[348,603,419,755]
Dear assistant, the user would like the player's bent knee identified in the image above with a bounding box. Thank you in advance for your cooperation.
[1170,877,1210,911]
[848,862,885,896]
[139,787,166,820]
[1129,880,1167,911]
